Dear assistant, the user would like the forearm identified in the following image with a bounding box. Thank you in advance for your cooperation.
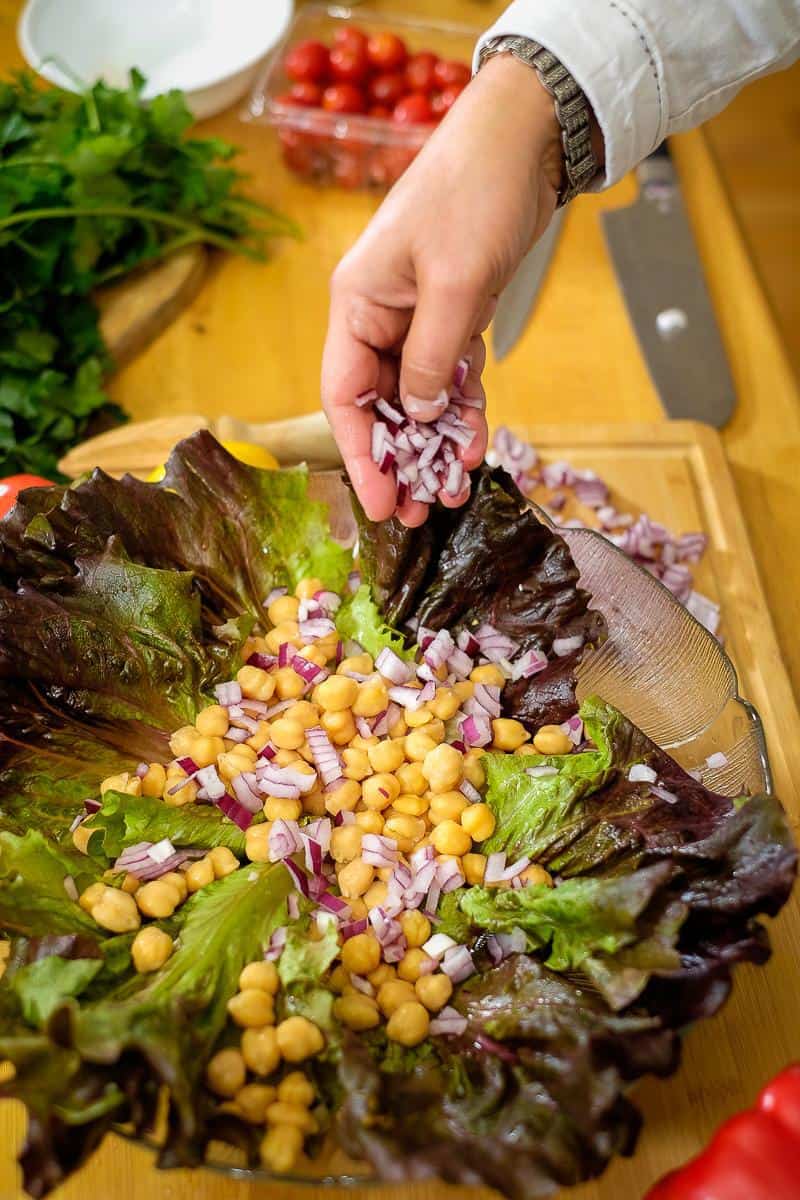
[476,0,800,185]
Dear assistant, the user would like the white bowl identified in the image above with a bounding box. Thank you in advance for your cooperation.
[18,0,294,120]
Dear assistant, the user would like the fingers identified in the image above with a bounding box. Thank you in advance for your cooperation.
[399,274,486,423]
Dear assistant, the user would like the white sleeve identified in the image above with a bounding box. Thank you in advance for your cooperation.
[473,0,800,187]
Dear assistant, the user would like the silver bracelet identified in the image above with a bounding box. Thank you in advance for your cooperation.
[478,35,598,205]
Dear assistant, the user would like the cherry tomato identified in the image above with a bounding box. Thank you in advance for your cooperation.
[431,83,466,119]
[333,149,365,190]
[368,72,407,107]
[329,42,370,85]
[0,474,52,518]
[368,104,392,120]
[367,31,408,72]
[392,92,433,125]
[322,83,367,114]
[289,81,323,106]
[406,51,439,94]
[433,59,471,89]
[279,129,316,176]
[284,39,330,84]
[332,26,369,55]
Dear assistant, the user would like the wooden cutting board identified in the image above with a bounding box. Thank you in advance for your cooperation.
[4,419,798,1200]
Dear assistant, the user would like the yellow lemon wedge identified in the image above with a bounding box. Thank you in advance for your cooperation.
[147,440,280,482]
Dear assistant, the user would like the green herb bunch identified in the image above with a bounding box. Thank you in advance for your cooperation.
[0,70,295,477]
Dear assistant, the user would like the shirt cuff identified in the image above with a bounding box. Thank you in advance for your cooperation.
[473,0,668,188]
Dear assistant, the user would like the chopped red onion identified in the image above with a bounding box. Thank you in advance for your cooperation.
[484,852,507,884]
[287,893,300,920]
[424,879,442,917]
[472,683,501,718]
[135,762,149,779]
[362,833,400,868]
[457,629,480,657]
[560,715,584,747]
[496,927,527,956]
[705,752,728,770]
[441,944,475,983]
[257,742,277,761]
[282,856,311,896]
[686,591,721,635]
[375,647,413,685]
[436,857,465,894]
[347,571,361,594]
[501,856,530,881]
[422,932,457,960]
[650,784,678,805]
[510,648,548,680]
[147,837,176,865]
[306,726,342,787]
[461,713,492,747]
[216,793,254,830]
[349,974,375,997]
[446,647,473,678]
[278,642,292,668]
[291,654,328,685]
[317,890,349,916]
[265,926,288,961]
[299,617,336,641]
[247,652,278,672]
[214,681,242,706]
[628,763,658,784]
[269,818,304,862]
[84,797,101,814]
[460,779,482,803]
[424,629,454,671]
[303,836,323,875]
[475,623,519,663]
[526,765,558,779]
[552,635,584,657]
[231,772,264,813]
[355,388,379,408]
[340,917,369,940]
[429,1006,468,1037]
[176,756,199,776]
[388,683,429,711]
[265,586,288,607]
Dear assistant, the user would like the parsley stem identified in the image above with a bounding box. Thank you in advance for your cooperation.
[0,204,251,255]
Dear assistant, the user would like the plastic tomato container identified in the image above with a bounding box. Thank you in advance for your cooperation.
[243,4,480,191]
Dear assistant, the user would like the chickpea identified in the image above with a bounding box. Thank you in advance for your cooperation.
[515,744,539,756]
[363,880,389,909]
[274,748,302,767]
[333,994,381,1031]
[218,749,256,783]
[389,712,408,739]
[316,630,342,661]
[296,644,329,669]
[341,747,372,782]
[159,871,188,902]
[79,881,107,913]
[461,802,496,842]
[196,704,230,738]
[235,1083,277,1124]
[169,726,198,758]
[396,762,427,796]
[362,772,401,811]
[453,680,475,702]
[428,791,469,825]
[400,911,431,949]
[533,725,573,756]
[321,708,357,746]
[185,856,215,893]
[273,667,306,701]
[341,932,381,976]
[386,1000,430,1047]
[132,926,173,973]
[422,743,463,794]
[463,852,487,885]
[140,762,167,797]
[329,964,349,993]
[239,960,279,994]
[376,979,417,1017]
[520,864,554,888]
[350,733,379,751]
[463,750,486,789]
[368,963,395,988]
[415,973,453,1012]
[392,792,429,817]
[383,813,426,852]
[93,887,141,933]
[405,730,438,762]
[259,1124,304,1173]
[303,787,326,817]
[192,735,227,768]
[295,576,324,600]
[330,825,363,864]
[246,722,273,753]
[163,773,198,807]
[354,810,384,835]
[278,1072,315,1108]
[270,718,305,750]
[337,858,374,899]
[367,739,405,774]
[316,674,359,712]
[263,796,303,822]
[470,664,506,687]
[100,771,133,796]
[243,634,269,658]
[266,1101,318,1134]
[431,820,472,858]
[241,1025,281,1076]
[491,718,530,752]
[276,1016,324,1063]
[285,700,320,729]
[235,665,275,703]
[324,779,361,816]
[337,653,373,676]
[136,879,182,919]
[120,873,141,895]
[265,620,302,655]
[208,846,240,879]
[207,1047,246,1098]
[267,593,300,625]
[245,823,272,863]
[405,706,433,729]
[430,688,461,720]
[397,948,435,983]
[228,988,275,1028]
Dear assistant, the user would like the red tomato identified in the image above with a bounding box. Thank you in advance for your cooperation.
[406,50,439,94]
[0,474,52,518]
[278,129,316,175]
[431,83,466,119]
[321,83,367,114]
[368,71,407,107]
[392,92,433,125]
[329,42,369,85]
[433,59,471,89]
[332,26,368,55]
[289,81,323,106]
[368,104,392,120]
[333,150,365,189]
[367,31,408,72]
[284,39,330,84]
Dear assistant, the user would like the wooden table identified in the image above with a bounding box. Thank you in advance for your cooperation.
[1,2,798,1199]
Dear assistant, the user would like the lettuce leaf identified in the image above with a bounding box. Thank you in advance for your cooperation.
[335,585,413,662]
[82,792,247,861]
[12,957,103,1028]
[0,830,100,938]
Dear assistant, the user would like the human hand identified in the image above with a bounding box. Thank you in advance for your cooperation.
[321,53,564,526]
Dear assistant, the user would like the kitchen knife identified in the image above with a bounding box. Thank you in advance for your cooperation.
[602,142,736,426]
[492,206,566,360]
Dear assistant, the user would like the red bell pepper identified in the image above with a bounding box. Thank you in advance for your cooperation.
[646,1064,800,1200]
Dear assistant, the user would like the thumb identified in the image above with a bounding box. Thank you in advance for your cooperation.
[399,276,484,422]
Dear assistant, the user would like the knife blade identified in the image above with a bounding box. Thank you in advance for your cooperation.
[602,142,736,426]
[492,207,566,360]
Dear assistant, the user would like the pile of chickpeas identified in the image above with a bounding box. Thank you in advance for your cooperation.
[206,958,325,1173]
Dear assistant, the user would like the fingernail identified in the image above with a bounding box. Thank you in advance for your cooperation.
[404,389,449,422]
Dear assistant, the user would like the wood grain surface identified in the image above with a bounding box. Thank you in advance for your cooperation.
[2,1,799,1198]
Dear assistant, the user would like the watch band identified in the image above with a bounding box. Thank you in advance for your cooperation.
[478,35,598,205]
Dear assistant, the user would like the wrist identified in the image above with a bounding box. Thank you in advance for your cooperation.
[476,54,564,195]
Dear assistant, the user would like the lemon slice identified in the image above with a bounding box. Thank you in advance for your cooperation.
[148,440,280,482]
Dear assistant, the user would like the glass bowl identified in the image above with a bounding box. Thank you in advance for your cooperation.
[129,469,772,1187]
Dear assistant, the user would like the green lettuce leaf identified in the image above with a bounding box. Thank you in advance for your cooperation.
[83,792,247,861]
[335,585,413,662]
[0,830,100,938]
[278,920,340,990]
[12,957,103,1028]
